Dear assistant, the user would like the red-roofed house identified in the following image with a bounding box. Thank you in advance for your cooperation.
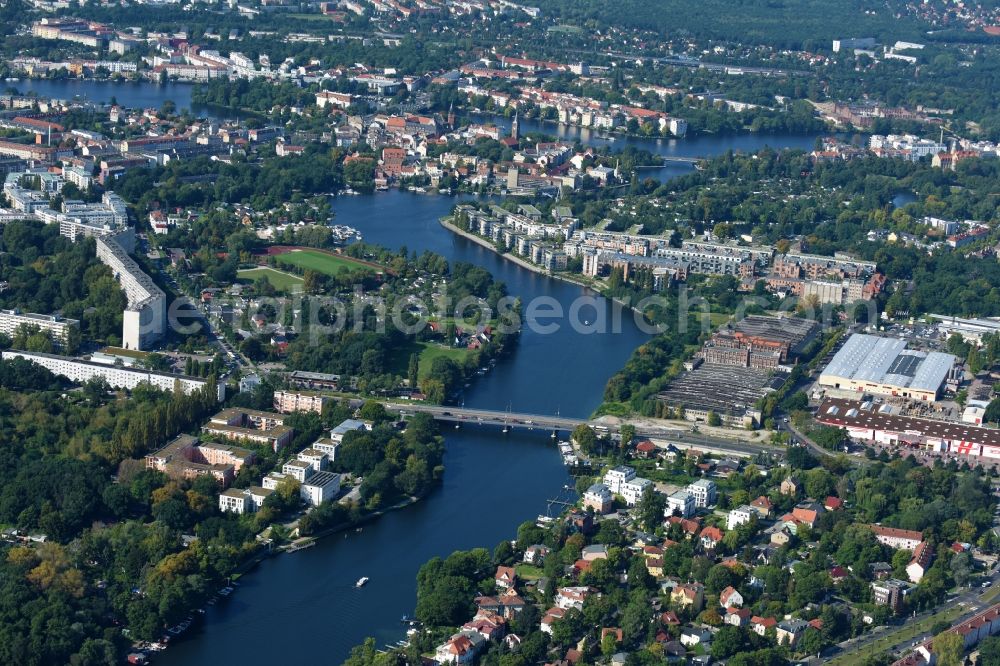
[907,541,934,583]
[660,611,680,626]
[791,506,819,528]
[435,633,484,664]
[635,440,657,458]
[751,616,777,636]
[600,628,623,644]
[750,495,774,518]
[700,526,724,549]
[495,566,517,590]
[719,586,743,608]
[725,607,752,627]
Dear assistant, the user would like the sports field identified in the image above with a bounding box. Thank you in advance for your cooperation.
[237,267,304,291]
[274,248,376,276]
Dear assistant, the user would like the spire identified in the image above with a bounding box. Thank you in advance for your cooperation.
[511,110,519,142]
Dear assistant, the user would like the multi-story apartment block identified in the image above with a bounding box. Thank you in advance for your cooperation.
[273,390,328,414]
[2,350,224,400]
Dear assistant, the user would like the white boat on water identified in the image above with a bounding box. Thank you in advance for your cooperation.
[356,577,370,588]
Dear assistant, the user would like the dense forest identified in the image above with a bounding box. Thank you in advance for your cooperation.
[531,0,925,49]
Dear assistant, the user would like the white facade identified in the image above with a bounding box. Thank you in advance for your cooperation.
[300,471,341,506]
[620,477,652,506]
[296,448,328,472]
[219,489,250,514]
[95,230,166,350]
[687,479,717,508]
[2,350,224,400]
[262,471,287,490]
[330,418,368,443]
[0,309,78,347]
[603,466,636,495]
[311,437,339,461]
[666,490,695,518]
[727,505,754,531]
[281,459,313,483]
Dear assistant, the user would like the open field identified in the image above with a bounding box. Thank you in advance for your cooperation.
[237,267,304,291]
[417,344,473,379]
[274,248,377,276]
[387,340,475,380]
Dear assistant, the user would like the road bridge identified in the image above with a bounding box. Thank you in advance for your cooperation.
[377,402,782,459]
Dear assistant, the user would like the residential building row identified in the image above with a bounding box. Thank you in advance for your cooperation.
[217,418,372,514]
[0,308,78,348]
[1,350,225,400]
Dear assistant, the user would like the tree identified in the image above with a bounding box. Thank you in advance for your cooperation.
[934,631,964,666]
[636,486,666,532]
[407,353,420,387]
[711,626,745,659]
[415,574,475,626]
[572,424,598,454]
[986,397,1000,425]
[358,400,388,422]
[979,635,1000,666]
[620,423,636,447]
[707,411,722,427]
[950,551,972,588]
[798,628,825,657]
[601,632,618,657]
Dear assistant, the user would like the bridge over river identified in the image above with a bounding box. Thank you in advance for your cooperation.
[373,401,782,459]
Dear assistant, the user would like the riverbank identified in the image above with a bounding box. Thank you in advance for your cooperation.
[439,216,661,328]
[438,216,596,291]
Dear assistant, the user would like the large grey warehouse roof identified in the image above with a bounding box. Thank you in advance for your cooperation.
[820,334,955,393]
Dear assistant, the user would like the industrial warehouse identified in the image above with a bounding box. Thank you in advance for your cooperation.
[818,333,957,402]
[656,315,814,426]
[817,397,1000,458]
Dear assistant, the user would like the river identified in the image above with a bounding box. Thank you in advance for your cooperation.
[163,190,648,665]
[6,78,235,120]
[473,112,826,181]
[17,79,825,664]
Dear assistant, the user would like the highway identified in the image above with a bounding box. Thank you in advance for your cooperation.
[375,401,785,459]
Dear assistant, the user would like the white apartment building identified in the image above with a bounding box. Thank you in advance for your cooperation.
[281,459,313,483]
[296,447,328,472]
[666,490,695,518]
[687,479,717,508]
[0,309,78,347]
[727,505,755,531]
[219,486,274,514]
[2,350,225,400]
[218,488,251,514]
[300,471,341,506]
[62,165,94,190]
[310,437,339,461]
[262,471,287,490]
[603,465,636,495]
[51,192,130,242]
[870,525,924,551]
[620,477,653,506]
[95,230,166,350]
